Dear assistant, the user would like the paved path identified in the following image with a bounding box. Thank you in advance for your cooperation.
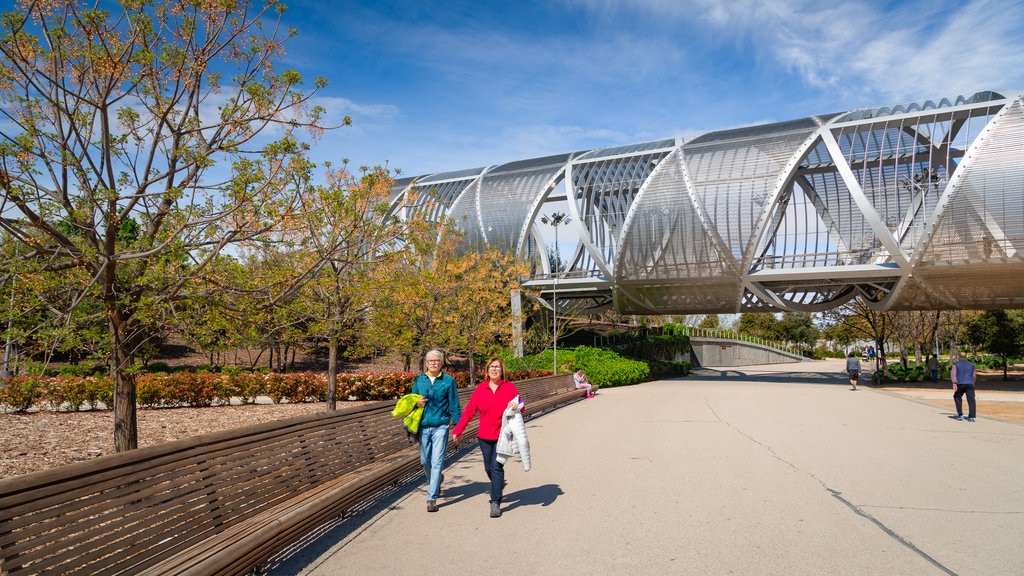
[270,359,1024,576]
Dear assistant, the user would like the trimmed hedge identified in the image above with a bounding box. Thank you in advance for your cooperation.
[1,370,416,412]
[503,345,689,388]
[0,367,556,413]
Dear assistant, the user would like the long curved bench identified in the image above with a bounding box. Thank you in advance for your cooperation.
[0,373,585,575]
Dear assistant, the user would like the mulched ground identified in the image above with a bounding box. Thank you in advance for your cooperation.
[0,402,357,480]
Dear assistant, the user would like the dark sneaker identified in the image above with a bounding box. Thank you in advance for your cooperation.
[967,417,976,422]
[490,502,502,518]
[954,415,965,420]
[427,500,438,513]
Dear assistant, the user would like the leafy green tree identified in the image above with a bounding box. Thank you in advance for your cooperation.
[776,312,819,351]
[0,1,337,451]
[819,311,858,352]
[967,310,1023,380]
[735,313,780,341]
[698,314,720,330]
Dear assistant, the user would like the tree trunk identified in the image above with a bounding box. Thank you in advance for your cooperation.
[109,313,138,452]
[469,355,476,386]
[327,338,338,411]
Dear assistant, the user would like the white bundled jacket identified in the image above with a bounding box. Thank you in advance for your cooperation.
[496,396,531,471]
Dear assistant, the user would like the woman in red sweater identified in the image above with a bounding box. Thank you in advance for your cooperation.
[452,357,523,518]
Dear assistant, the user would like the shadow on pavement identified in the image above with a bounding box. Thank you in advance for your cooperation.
[437,480,489,508]
[693,367,866,386]
[501,483,565,512]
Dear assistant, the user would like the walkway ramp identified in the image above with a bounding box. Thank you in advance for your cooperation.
[271,358,1024,576]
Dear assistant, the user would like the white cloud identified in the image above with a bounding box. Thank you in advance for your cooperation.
[561,0,1024,103]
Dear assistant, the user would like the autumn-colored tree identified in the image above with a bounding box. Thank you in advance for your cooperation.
[0,1,338,451]
[445,248,530,383]
[292,165,410,409]
[365,216,528,375]
[364,218,465,372]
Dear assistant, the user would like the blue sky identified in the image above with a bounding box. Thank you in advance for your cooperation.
[282,0,1024,178]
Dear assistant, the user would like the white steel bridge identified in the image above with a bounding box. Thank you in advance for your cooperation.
[389,90,1024,315]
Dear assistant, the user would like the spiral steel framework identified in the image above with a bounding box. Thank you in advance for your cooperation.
[389,90,1024,314]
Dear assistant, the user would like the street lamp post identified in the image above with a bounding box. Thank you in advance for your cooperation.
[2,246,16,378]
[540,212,570,374]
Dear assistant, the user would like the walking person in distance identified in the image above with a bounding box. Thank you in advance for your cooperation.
[951,352,977,422]
[846,351,862,391]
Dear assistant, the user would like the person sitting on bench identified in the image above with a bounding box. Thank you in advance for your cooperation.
[573,368,595,398]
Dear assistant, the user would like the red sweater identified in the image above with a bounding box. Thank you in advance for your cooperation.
[453,379,523,441]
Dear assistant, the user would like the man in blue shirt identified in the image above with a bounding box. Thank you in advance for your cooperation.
[412,350,462,512]
[951,352,977,422]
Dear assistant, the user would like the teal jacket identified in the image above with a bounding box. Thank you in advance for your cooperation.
[411,372,462,428]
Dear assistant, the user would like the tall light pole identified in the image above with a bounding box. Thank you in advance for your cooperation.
[540,212,570,374]
[2,244,16,378]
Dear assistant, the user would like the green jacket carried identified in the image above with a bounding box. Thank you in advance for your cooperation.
[392,393,425,439]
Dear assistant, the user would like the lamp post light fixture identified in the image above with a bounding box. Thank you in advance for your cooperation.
[540,212,571,374]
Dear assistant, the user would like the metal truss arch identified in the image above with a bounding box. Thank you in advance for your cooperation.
[394,90,1024,314]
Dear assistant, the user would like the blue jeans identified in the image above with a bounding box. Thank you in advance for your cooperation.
[478,438,505,504]
[420,425,449,501]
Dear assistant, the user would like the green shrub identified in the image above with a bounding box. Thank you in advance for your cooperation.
[144,361,172,374]
[221,365,245,377]
[649,360,691,379]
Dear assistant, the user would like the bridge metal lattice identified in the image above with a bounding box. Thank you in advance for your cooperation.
[390,90,1024,314]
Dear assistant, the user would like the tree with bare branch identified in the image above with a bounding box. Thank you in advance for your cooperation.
[0,0,341,451]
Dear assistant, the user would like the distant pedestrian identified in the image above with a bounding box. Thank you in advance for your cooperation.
[845,351,862,391]
[926,354,940,383]
[951,352,977,422]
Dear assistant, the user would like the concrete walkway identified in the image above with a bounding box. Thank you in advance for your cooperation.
[269,359,1024,576]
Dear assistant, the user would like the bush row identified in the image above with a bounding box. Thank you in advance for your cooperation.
[0,368,553,412]
[870,355,1021,384]
[502,345,690,387]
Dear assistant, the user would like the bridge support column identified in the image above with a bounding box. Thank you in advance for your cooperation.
[511,289,523,357]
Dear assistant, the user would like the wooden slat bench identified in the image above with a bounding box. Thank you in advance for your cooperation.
[0,373,584,576]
